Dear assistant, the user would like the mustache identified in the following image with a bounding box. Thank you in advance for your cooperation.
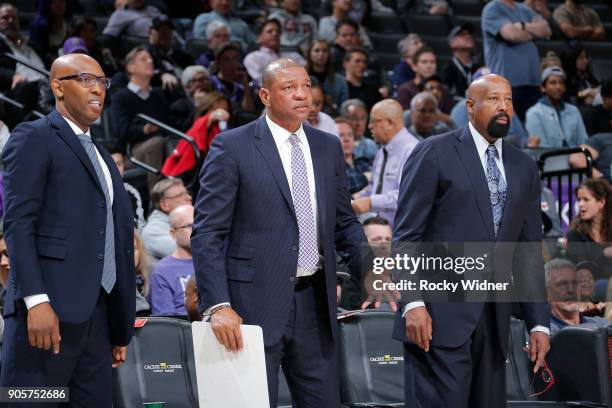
[490,112,510,123]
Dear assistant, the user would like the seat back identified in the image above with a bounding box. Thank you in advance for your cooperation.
[506,318,537,401]
[338,310,404,405]
[113,317,199,408]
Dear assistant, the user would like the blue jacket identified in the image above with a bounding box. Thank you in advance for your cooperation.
[525,97,589,148]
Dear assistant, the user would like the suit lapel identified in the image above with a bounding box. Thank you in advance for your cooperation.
[47,111,105,197]
[253,117,296,219]
[304,126,327,233]
[454,127,496,241]
[497,142,519,241]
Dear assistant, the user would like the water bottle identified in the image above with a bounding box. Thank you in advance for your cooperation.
[218,120,227,131]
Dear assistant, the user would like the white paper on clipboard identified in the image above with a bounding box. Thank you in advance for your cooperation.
[191,321,270,408]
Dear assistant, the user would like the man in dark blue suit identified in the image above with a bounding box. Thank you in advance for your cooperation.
[392,74,550,408]
[0,54,136,407]
[191,59,369,407]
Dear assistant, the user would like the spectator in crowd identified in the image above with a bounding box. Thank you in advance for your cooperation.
[107,144,146,230]
[443,23,479,98]
[575,261,606,312]
[110,47,172,189]
[580,78,612,135]
[103,0,162,40]
[331,19,361,72]
[482,0,551,121]
[318,0,372,49]
[71,17,119,75]
[542,186,563,237]
[244,19,306,86]
[525,0,560,38]
[337,117,369,194]
[134,229,151,315]
[193,0,256,51]
[561,45,599,106]
[419,74,454,115]
[171,65,212,132]
[540,50,562,71]
[399,0,451,15]
[211,42,255,112]
[306,80,337,135]
[526,66,588,148]
[363,215,392,244]
[553,0,605,40]
[0,4,47,127]
[142,178,193,259]
[568,133,612,180]
[407,91,452,139]
[196,20,230,69]
[545,258,608,336]
[392,34,423,94]
[145,15,194,93]
[306,39,349,112]
[343,47,382,111]
[397,46,437,110]
[0,232,9,308]
[29,0,75,66]
[269,0,317,55]
[566,179,612,281]
[162,92,230,177]
[352,99,419,226]
[340,98,378,164]
[320,0,392,25]
[150,205,194,316]
[184,275,201,322]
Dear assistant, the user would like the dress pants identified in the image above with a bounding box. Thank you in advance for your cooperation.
[264,272,341,408]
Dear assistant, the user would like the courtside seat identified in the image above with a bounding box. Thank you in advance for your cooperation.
[113,317,199,408]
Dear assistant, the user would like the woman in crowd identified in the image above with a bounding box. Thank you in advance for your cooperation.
[70,17,119,76]
[561,45,600,106]
[134,229,152,316]
[29,0,77,65]
[306,39,349,114]
[567,179,612,282]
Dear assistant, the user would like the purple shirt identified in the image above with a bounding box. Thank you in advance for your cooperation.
[150,256,194,316]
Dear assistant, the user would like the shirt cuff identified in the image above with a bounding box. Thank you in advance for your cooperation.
[402,301,425,317]
[530,325,550,336]
[23,294,50,309]
[369,194,384,211]
[203,302,231,316]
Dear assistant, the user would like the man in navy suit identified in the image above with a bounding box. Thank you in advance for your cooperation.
[191,59,369,407]
[1,54,135,407]
[392,74,550,408]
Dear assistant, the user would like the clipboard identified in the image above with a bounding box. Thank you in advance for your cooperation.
[191,321,270,408]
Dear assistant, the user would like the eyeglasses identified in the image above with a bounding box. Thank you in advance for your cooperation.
[528,361,555,397]
[174,223,193,230]
[58,73,112,90]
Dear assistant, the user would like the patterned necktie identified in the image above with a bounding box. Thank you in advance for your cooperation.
[288,133,319,273]
[486,145,507,238]
[77,134,116,293]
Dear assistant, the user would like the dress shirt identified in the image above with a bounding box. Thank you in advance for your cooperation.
[403,122,549,335]
[308,112,338,137]
[361,127,419,227]
[0,32,46,82]
[243,47,306,84]
[127,81,151,100]
[24,115,114,310]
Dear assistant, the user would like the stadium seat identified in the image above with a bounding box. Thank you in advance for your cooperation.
[365,12,406,34]
[113,317,199,408]
[370,32,405,54]
[453,15,483,38]
[337,310,404,407]
[583,41,612,60]
[452,1,484,17]
[378,52,401,72]
[186,38,210,60]
[506,318,535,401]
[420,35,451,58]
[405,15,451,37]
[591,59,612,83]
[535,40,568,58]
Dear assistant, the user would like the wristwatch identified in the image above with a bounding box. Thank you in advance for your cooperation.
[209,304,230,315]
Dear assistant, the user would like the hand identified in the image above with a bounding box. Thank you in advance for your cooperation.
[27,302,61,354]
[527,136,540,148]
[161,73,179,91]
[211,307,243,353]
[361,269,399,312]
[112,346,127,368]
[405,306,432,352]
[208,108,230,125]
[351,197,371,214]
[523,331,550,373]
[592,168,604,179]
[337,283,342,303]
[604,245,612,258]
[11,73,27,90]
[143,123,159,135]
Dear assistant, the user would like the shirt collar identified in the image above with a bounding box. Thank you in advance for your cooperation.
[260,47,279,56]
[540,95,565,110]
[385,127,411,152]
[127,81,151,99]
[59,114,91,137]
[468,121,503,160]
[266,114,306,149]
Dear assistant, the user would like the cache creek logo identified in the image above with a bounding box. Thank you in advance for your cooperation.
[369,354,404,365]
[143,362,184,373]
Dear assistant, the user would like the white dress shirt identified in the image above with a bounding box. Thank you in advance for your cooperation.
[23,115,115,310]
[402,123,549,335]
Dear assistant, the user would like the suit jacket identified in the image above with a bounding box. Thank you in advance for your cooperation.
[192,116,367,346]
[2,110,136,346]
[391,126,549,354]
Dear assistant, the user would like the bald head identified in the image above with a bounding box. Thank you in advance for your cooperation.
[368,99,405,144]
[371,99,404,123]
[466,74,513,142]
[169,205,194,228]
[261,58,303,89]
[50,53,101,81]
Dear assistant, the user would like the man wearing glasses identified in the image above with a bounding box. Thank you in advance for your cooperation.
[1,54,136,407]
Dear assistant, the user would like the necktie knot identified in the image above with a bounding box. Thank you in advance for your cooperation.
[486,144,498,160]
[289,133,300,146]
[78,134,92,143]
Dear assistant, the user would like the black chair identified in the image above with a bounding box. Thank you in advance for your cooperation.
[420,35,451,57]
[365,12,406,34]
[370,32,405,54]
[405,14,451,37]
[535,40,568,58]
[113,317,199,408]
[452,1,483,17]
[377,52,401,72]
[453,15,483,37]
[338,310,404,407]
[186,38,210,60]
[582,41,612,59]
[591,59,612,83]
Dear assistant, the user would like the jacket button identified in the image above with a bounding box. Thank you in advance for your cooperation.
[292,245,298,251]
[98,254,104,260]
[99,227,105,234]
[98,201,105,208]
[289,276,295,282]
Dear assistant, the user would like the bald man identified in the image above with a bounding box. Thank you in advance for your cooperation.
[392,74,550,408]
[1,54,136,407]
[352,99,419,227]
[192,58,369,407]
